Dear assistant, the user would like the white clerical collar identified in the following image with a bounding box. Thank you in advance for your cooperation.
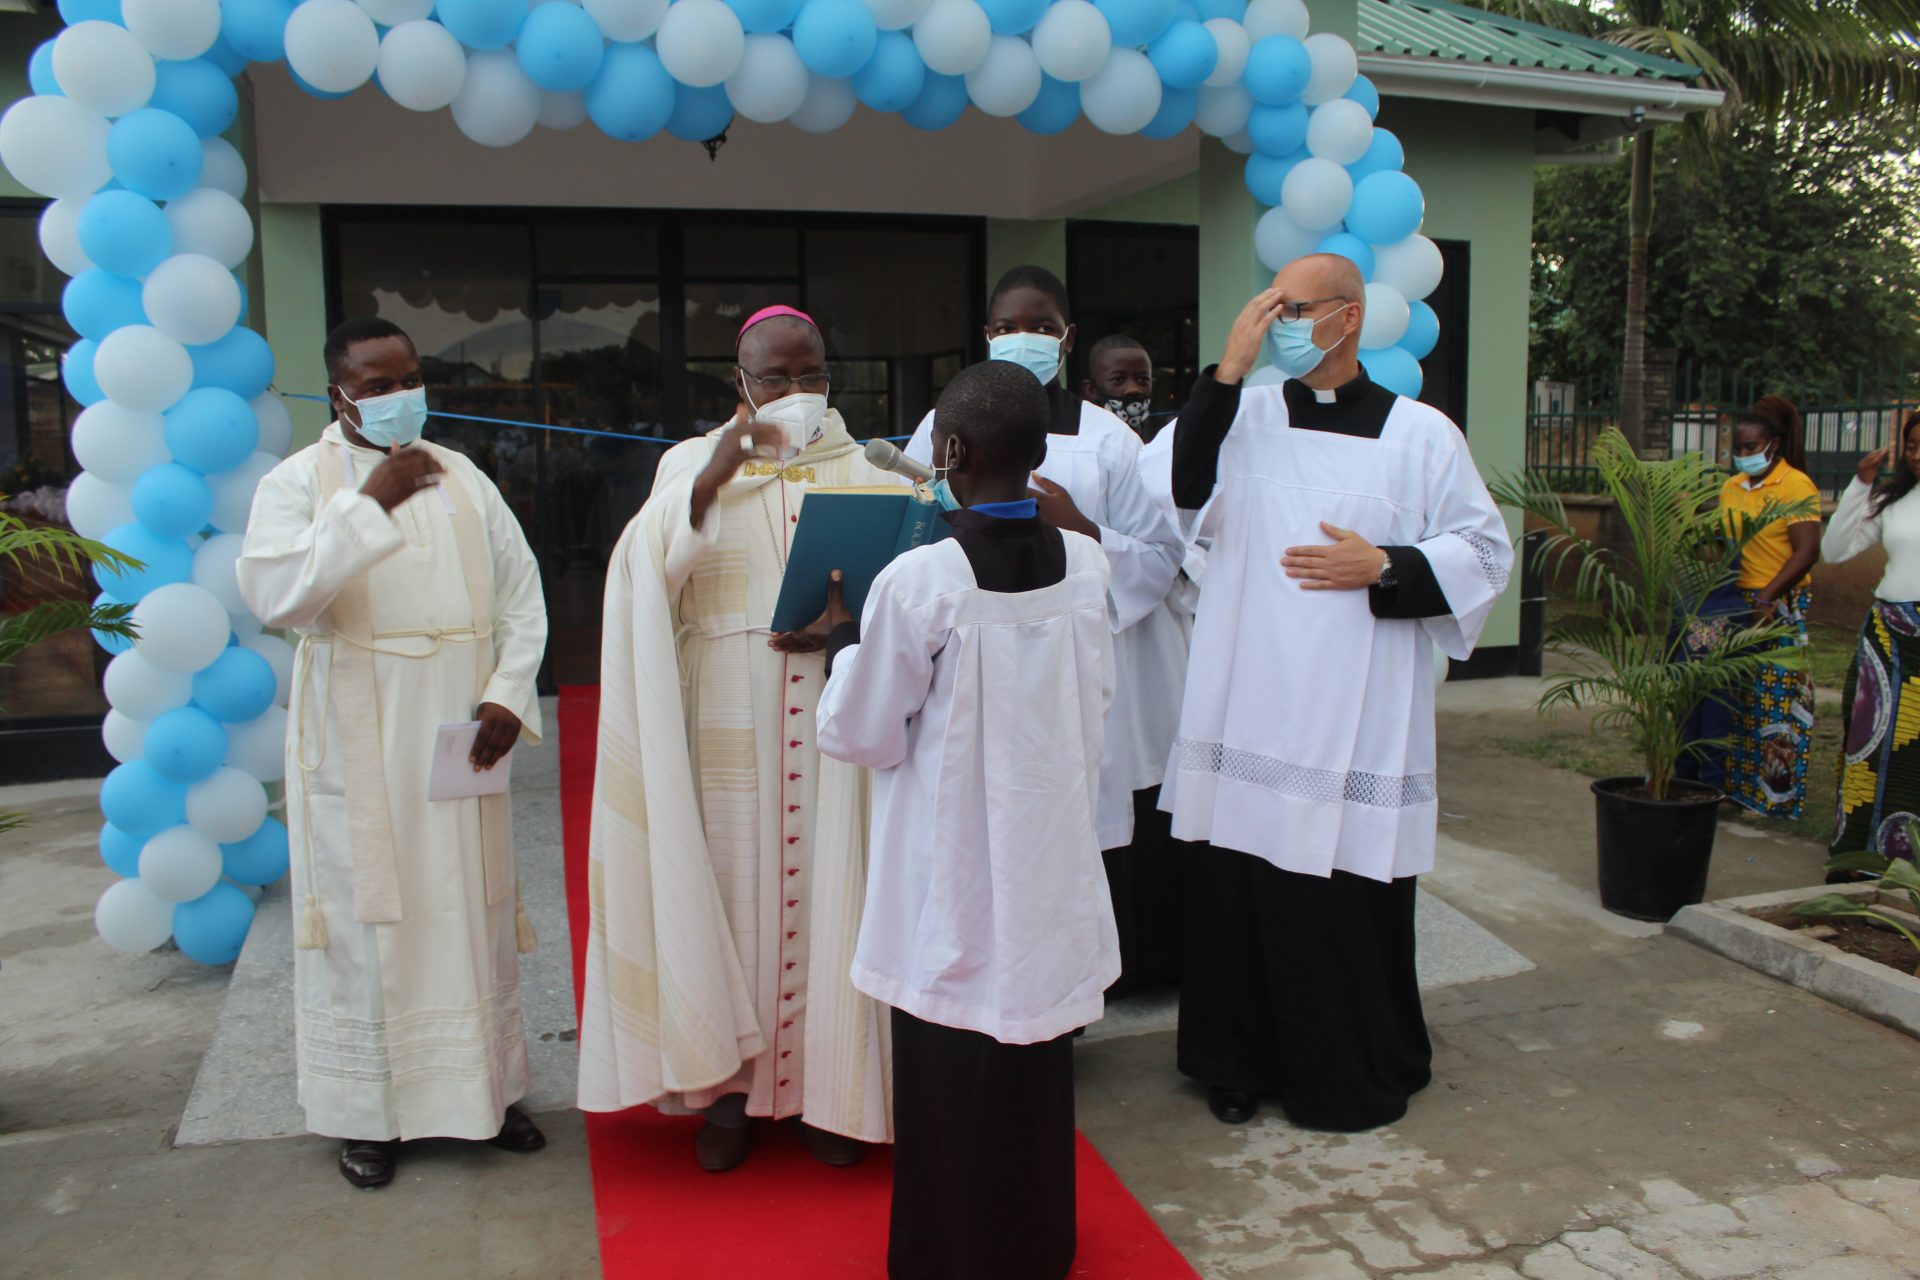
[1314,387,1338,404]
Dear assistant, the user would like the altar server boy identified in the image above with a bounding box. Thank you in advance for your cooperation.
[816,360,1120,1280]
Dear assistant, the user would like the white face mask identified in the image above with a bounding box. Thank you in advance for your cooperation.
[746,390,828,459]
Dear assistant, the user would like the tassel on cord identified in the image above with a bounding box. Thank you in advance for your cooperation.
[515,891,537,954]
[297,895,329,950]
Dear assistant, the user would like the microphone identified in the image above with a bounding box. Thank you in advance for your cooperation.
[864,438,934,484]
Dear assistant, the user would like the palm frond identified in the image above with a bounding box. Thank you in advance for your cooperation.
[0,601,135,670]
[0,509,142,577]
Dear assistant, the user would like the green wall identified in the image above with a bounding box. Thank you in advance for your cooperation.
[985,218,1067,296]
[258,205,331,452]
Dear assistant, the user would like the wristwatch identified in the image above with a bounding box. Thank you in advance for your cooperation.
[1376,550,1397,588]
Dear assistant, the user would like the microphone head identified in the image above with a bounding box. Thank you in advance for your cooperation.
[864,438,902,468]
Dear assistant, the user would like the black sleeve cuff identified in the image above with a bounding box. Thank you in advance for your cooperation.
[823,620,861,677]
[1368,545,1451,619]
[1171,365,1242,510]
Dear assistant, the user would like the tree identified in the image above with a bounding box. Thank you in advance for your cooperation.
[1476,0,1920,452]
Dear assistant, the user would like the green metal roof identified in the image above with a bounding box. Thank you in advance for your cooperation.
[1360,0,1706,82]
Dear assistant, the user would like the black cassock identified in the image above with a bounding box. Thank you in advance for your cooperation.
[1168,369,1453,1133]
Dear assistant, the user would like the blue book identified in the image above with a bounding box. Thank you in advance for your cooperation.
[770,486,950,633]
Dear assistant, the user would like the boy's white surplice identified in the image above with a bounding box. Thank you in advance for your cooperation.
[818,534,1120,1045]
[236,425,547,1142]
[1162,390,1513,883]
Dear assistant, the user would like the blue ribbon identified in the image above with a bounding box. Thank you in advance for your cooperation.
[282,393,911,445]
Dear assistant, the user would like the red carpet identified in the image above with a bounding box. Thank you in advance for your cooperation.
[558,686,1199,1280]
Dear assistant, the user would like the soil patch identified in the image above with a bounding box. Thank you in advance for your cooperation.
[1749,904,1920,977]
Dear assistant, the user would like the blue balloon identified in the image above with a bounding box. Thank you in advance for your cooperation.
[145,706,227,782]
[1347,170,1424,245]
[222,0,295,63]
[1139,85,1196,139]
[1015,75,1080,135]
[1243,146,1305,205]
[101,822,145,878]
[1316,232,1375,279]
[192,647,276,723]
[1094,0,1176,46]
[792,0,878,78]
[65,339,105,406]
[109,109,205,202]
[150,60,240,139]
[1347,126,1404,181]
[517,1,606,92]
[222,816,290,886]
[1361,344,1423,399]
[586,43,676,141]
[727,0,804,33]
[100,760,188,838]
[1243,35,1310,105]
[98,522,195,600]
[165,388,260,475]
[190,327,275,399]
[852,31,926,113]
[29,40,62,97]
[1247,100,1308,157]
[234,274,250,325]
[77,190,173,279]
[63,269,148,343]
[666,83,735,142]
[901,72,969,130]
[979,0,1049,34]
[1399,299,1439,360]
[1148,21,1217,90]
[93,590,133,655]
[132,463,215,538]
[438,0,532,51]
[1344,72,1379,120]
[172,882,256,965]
[204,34,251,77]
[1173,0,1200,21]
[58,0,122,23]
[1195,0,1244,17]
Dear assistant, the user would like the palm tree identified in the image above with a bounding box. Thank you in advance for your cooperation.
[1474,0,1920,454]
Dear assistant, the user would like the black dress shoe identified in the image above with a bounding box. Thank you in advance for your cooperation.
[1207,1087,1259,1125]
[487,1105,546,1154]
[695,1121,750,1172]
[339,1139,396,1189]
[801,1124,865,1168]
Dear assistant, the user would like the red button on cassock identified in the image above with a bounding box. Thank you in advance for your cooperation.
[788,772,801,781]
[788,707,801,716]
[778,1078,790,1087]
[783,993,795,1002]
[787,836,799,845]
[787,866,799,875]
[786,899,798,908]
[791,674,803,683]
[788,740,801,748]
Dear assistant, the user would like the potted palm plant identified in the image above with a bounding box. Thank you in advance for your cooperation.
[1490,429,1816,921]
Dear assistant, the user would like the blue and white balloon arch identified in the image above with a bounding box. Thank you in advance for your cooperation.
[3,0,1442,965]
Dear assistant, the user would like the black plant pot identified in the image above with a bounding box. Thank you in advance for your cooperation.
[1592,776,1722,922]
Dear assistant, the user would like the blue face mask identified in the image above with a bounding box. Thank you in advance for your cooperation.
[346,386,429,448]
[1733,447,1774,478]
[1263,303,1350,380]
[989,331,1064,385]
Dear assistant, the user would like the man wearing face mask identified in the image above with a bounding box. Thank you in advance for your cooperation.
[1163,254,1512,1133]
[1081,333,1157,440]
[236,317,550,1189]
[579,306,900,1172]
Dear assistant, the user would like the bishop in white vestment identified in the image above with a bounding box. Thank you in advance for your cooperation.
[236,318,548,1188]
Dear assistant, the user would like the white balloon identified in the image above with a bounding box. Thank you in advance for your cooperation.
[1222,127,1254,154]
[1193,83,1251,138]
[0,96,112,200]
[139,825,223,903]
[105,648,193,719]
[726,34,811,124]
[123,0,222,61]
[1280,156,1353,230]
[65,472,135,541]
[95,878,176,953]
[1360,281,1410,349]
[103,708,149,763]
[584,0,669,41]
[52,22,157,118]
[143,254,243,347]
[250,393,295,458]
[1202,18,1250,88]
[865,0,930,29]
[73,403,169,486]
[357,0,437,23]
[243,633,295,708]
[95,325,194,414]
[132,582,230,674]
[1079,48,1160,135]
[1241,0,1307,41]
[1373,233,1444,300]
[1254,204,1320,272]
[1031,0,1110,83]
[1301,31,1358,105]
[378,19,468,113]
[788,74,857,133]
[656,0,746,88]
[187,768,269,844]
[913,0,992,76]
[225,705,288,782]
[165,189,254,270]
[39,198,94,278]
[538,89,590,130]
[452,50,543,148]
[210,451,281,534]
[191,533,248,615]
[965,34,1042,117]
[227,610,263,639]
[1304,98,1372,165]
[201,137,249,200]
[285,0,381,95]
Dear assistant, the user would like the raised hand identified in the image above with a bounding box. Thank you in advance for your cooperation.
[1028,475,1099,539]
[361,447,445,512]
[1857,446,1891,484]
[1217,288,1286,387]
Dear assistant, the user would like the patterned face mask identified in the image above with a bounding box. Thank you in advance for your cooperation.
[1104,397,1150,433]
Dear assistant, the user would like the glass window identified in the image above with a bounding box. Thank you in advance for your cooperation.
[1069,223,1199,419]
[684,226,799,280]
[536,221,659,279]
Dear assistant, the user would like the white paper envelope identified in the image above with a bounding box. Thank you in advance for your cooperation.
[428,721,513,801]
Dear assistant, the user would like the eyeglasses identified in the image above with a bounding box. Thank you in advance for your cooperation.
[1276,296,1350,323]
[741,369,830,396]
